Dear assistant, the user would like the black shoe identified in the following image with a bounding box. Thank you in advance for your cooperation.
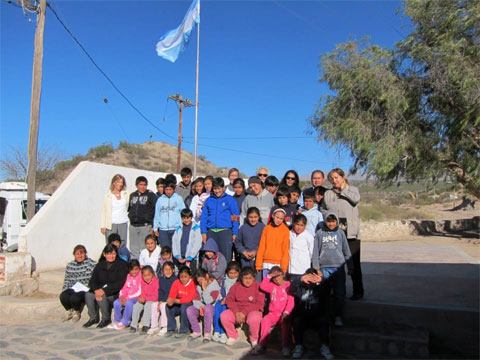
[97,319,111,328]
[82,318,99,328]
[350,293,364,301]
[139,326,149,335]
[129,327,137,333]
[174,332,188,339]
[164,330,175,337]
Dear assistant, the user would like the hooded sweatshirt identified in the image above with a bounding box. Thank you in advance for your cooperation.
[260,276,295,317]
[119,272,142,300]
[193,279,221,309]
[153,193,185,231]
[300,204,324,236]
[241,189,275,225]
[225,280,265,315]
[312,212,353,271]
[128,190,157,226]
[200,192,239,235]
[201,239,227,280]
[255,222,290,272]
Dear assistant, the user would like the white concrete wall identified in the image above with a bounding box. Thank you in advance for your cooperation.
[18,161,200,270]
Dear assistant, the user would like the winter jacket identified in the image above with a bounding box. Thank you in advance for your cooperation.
[225,281,265,315]
[235,222,265,260]
[101,190,129,230]
[200,192,239,235]
[118,246,131,263]
[301,204,324,236]
[255,222,290,272]
[241,190,275,225]
[62,258,97,291]
[312,212,353,271]
[168,278,196,304]
[321,185,361,239]
[260,276,294,316]
[289,229,314,275]
[139,246,161,272]
[193,280,221,309]
[88,258,128,297]
[128,190,157,226]
[119,272,142,299]
[201,239,227,280]
[172,224,202,261]
[158,274,177,302]
[153,193,185,231]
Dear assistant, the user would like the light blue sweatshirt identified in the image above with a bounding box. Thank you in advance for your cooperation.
[153,193,185,231]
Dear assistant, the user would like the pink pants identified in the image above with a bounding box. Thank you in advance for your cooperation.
[259,313,291,347]
[150,301,167,328]
[220,309,262,342]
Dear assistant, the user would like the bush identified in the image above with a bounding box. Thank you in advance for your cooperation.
[87,143,114,158]
[54,155,84,171]
[118,141,147,156]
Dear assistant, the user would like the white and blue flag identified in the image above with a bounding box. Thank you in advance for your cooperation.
[156,0,200,63]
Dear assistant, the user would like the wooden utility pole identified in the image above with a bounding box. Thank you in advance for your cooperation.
[26,0,47,222]
[168,94,194,174]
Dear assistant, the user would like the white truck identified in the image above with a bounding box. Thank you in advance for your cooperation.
[0,182,50,252]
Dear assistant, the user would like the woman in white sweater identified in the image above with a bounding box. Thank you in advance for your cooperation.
[101,174,129,247]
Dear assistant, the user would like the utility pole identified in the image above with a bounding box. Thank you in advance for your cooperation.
[26,0,47,222]
[168,94,194,174]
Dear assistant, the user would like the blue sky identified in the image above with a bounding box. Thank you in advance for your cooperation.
[1,0,410,179]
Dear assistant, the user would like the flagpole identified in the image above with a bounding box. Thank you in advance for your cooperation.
[193,16,200,179]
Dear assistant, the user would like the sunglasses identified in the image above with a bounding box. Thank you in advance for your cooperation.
[257,173,268,177]
[286,176,296,180]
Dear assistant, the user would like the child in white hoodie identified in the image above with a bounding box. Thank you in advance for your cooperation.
[288,214,314,282]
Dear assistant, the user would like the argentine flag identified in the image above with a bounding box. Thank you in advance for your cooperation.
[156,0,200,63]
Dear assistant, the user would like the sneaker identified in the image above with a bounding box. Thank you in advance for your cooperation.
[292,345,303,359]
[252,345,266,355]
[320,344,334,360]
[129,327,137,334]
[203,333,211,343]
[147,327,159,335]
[139,326,149,335]
[62,309,73,322]
[334,317,344,327]
[349,293,364,301]
[212,332,221,342]
[174,332,189,339]
[282,346,291,357]
[157,327,168,336]
[189,332,202,340]
[219,333,228,344]
[225,337,237,346]
[164,330,175,337]
[251,341,258,348]
[116,323,127,330]
[106,322,118,329]
[71,311,81,323]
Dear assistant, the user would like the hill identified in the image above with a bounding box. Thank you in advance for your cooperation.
[37,141,239,194]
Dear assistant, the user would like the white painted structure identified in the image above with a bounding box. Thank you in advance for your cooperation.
[18,161,231,270]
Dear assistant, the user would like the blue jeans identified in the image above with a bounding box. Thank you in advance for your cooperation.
[166,302,192,333]
[158,230,175,248]
[321,266,346,317]
[213,301,227,334]
[207,229,233,263]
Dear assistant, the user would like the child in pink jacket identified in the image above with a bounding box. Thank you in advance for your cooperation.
[253,266,294,356]
[110,259,142,329]
[130,265,159,334]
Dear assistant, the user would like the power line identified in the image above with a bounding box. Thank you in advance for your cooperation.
[184,136,315,140]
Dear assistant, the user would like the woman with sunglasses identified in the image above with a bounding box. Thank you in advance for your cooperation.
[280,170,300,191]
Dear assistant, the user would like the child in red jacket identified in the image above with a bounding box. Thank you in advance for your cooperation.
[130,265,159,334]
[220,267,265,347]
[165,266,196,338]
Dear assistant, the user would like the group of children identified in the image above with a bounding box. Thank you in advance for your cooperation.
[101,167,354,359]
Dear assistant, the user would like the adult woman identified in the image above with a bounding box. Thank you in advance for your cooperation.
[322,168,364,300]
[280,170,300,190]
[59,245,97,323]
[101,174,129,247]
[83,244,128,328]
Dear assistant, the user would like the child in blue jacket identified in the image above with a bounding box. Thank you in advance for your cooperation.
[200,177,239,263]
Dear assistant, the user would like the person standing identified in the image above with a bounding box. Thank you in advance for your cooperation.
[241,176,274,225]
[299,170,326,206]
[101,174,129,247]
[321,168,364,300]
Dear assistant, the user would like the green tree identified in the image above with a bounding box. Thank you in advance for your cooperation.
[309,0,480,198]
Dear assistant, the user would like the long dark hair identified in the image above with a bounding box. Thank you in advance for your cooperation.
[280,170,300,188]
[98,243,118,262]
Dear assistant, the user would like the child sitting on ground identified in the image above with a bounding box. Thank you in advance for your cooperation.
[109,259,141,330]
[235,207,265,269]
[165,266,196,339]
[139,234,161,272]
[108,233,131,263]
[289,268,333,360]
[201,238,227,281]
[147,261,177,336]
[220,267,265,347]
[172,208,202,273]
[187,269,221,342]
[255,208,290,279]
[312,211,353,328]
[289,214,315,282]
[212,261,240,344]
[130,265,159,334]
[253,266,294,356]
[156,246,176,278]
